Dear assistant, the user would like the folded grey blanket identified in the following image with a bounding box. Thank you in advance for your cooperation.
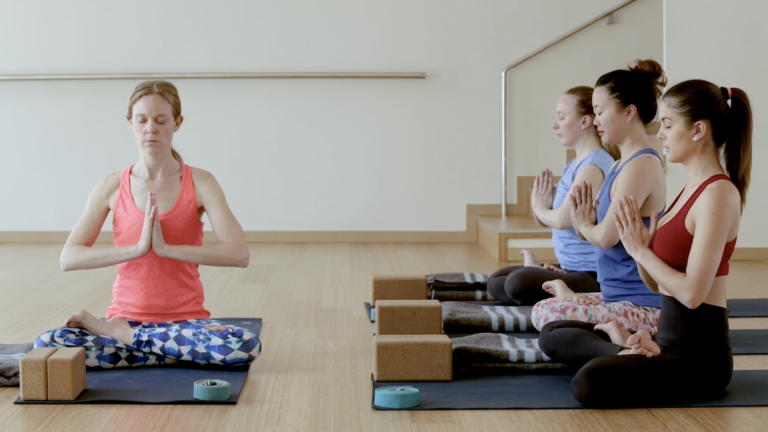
[452,333,569,373]
[442,302,533,334]
[428,289,496,301]
[0,343,34,387]
[427,273,490,290]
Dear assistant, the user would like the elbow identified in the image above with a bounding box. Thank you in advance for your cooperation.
[60,255,74,272]
[236,245,250,268]
[597,236,620,250]
[679,285,706,310]
[681,293,706,310]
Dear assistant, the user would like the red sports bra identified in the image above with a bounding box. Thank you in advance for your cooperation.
[651,174,737,276]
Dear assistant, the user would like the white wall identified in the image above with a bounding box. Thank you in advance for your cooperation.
[666,0,768,247]
[507,0,662,203]
[1,0,638,232]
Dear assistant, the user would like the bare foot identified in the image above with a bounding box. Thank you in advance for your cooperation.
[520,249,540,267]
[542,280,601,305]
[621,329,660,358]
[204,324,229,332]
[65,310,137,347]
[594,321,631,346]
[542,279,568,296]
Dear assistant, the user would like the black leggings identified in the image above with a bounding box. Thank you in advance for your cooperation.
[487,266,599,306]
[539,296,733,407]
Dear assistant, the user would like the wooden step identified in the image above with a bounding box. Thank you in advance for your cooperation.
[477,215,552,262]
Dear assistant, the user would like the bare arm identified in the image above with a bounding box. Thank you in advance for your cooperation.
[627,184,739,309]
[153,168,249,268]
[60,174,153,271]
[573,157,663,249]
[534,165,605,230]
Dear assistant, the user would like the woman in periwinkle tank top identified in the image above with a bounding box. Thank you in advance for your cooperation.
[530,60,668,334]
[487,87,615,305]
[34,81,261,368]
[539,80,751,407]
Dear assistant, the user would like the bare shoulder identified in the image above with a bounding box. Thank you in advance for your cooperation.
[189,166,219,188]
[575,163,605,180]
[95,171,122,202]
[622,154,664,176]
[696,179,741,215]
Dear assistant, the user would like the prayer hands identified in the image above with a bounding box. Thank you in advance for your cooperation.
[150,192,167,256]
[531,169,556,212]
[570,182,598,231]
[137,192,157,256]
[614,196,658,259]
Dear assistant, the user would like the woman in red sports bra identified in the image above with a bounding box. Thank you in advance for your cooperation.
[34,81,261,368]
[539,79,752,407]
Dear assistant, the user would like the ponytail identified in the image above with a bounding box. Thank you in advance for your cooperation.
[171,147,183,163]
[724,87,752,209]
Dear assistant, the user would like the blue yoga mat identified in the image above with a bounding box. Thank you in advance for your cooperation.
[15,318,262,405]
[372,370,768,410]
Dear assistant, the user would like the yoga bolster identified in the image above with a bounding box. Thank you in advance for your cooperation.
[371,276,428,304]
[373,335,452,381]
[47,348,86,401]
[193,379,231,401]
[374,386,420,408]
[20,348,57,401]
[375,300,442,335]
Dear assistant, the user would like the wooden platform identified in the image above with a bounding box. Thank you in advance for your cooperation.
[1,243,767,431]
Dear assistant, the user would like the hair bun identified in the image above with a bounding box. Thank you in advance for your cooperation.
[629,59,667,98]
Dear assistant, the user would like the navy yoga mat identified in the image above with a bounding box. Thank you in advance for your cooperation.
[15,318,262,405]
[372,370,768,410]
[728,299,768,318]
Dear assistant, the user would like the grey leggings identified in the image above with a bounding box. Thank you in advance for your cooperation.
[487,265,599,306]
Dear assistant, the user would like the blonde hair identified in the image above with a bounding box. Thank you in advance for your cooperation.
[127,80,183,162]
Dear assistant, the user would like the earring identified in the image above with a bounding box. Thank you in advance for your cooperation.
[693,137,698,141]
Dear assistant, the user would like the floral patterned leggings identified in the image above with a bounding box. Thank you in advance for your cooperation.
[531,293,660,334]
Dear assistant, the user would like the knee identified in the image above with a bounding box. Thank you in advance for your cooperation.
[486,275,507,301]
[34,330,56,348]
[537,321,559,356]
[221,330,262,366]
[570,359,614,407]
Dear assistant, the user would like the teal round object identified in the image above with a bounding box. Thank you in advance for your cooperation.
[374,386,420,408]
[193,379,231,401]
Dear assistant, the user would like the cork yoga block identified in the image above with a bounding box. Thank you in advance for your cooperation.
[373,335,452,381]
[19,348,58,401]
[47,348,87,401]
[375,300,442,335]
[371,275,428,304]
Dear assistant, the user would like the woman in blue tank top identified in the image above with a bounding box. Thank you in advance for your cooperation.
[531,60,668,334]
[487,87,615,305]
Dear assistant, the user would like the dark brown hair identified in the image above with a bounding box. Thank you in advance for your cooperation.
[564,86,619,160]
[596,59,667,125]
[127,80,183,162]
[662,80,752,209]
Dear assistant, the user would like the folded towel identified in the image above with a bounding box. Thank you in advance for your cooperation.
[427,273,490,291]
[0,343,34,387]
[452,333,569,373]
[428,289,495,301]
[442,302,533,334]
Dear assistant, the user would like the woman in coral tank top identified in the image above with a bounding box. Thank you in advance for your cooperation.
[34,81,261,368]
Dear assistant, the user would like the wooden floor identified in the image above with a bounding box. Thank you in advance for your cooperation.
[1,243,768,431]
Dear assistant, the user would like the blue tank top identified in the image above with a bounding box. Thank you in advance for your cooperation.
[595,148,664,308]
[552,149,615,272]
